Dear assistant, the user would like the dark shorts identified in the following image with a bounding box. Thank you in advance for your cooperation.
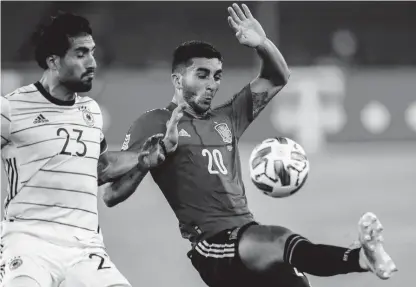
[187,222,311,287]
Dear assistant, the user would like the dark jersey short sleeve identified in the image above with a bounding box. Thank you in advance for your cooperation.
[121,110,168,152]
[214,84,254,139]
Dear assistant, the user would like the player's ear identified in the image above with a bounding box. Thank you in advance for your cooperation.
[171,73,182,90]
[46,55,60,71]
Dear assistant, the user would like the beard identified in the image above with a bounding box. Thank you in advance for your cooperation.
[182,84,212,114]
[61,78,93,93]
[183,91,209,114]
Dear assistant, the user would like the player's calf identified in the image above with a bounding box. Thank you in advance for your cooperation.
[238,224,367,277]
[239,213,397,280]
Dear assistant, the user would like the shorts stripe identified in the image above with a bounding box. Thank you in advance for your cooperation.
[199,242,234,253]
[201,241,235,248]
[195,240,236,258]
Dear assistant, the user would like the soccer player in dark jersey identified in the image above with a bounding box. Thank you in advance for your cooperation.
[104,3,397,287]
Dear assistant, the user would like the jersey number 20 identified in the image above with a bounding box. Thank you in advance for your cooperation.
[202,149,228,175]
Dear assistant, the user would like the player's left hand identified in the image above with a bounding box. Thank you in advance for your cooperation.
[162,103,185,153]
[227,3,267,48]
[137,134,166,170]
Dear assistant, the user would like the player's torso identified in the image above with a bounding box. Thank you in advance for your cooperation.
[153,109,252,239]
[176,114,238,189]
[2,84,102,238]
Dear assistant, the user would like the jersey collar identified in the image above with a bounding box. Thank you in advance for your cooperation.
[34,81,76,106]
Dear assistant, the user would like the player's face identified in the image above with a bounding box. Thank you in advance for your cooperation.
[182,58,222,114]
[57,34,96,93]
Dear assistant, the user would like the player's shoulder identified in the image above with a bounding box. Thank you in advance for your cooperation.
[2,84,42,112]
[6,83,38,96]
[4,84,39,100]
[133,107,171,125]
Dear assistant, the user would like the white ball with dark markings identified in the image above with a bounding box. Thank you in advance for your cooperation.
[249,137,309,198]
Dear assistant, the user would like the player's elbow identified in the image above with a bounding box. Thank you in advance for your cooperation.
[260,69,290,88]
[272,69,290,87]
[103,189,119,208]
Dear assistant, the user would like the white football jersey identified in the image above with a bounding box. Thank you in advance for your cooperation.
[1,82,107,247]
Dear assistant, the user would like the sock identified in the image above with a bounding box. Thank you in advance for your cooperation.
[283,234,367,276]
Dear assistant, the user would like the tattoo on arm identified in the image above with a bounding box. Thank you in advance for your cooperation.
[252,91,272,119]
[103,165,148,207]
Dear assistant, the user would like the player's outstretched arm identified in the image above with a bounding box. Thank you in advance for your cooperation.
[227,3,290,119]
[102,105,184,207]
[101,134,165,207]
[97,150,144,186]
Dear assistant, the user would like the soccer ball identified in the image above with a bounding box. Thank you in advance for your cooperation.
[249,137,309,198]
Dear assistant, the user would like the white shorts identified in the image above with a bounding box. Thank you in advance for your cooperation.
[0,232,131,287]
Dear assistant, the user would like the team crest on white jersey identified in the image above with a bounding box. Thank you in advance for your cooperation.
[8,256,23,271]
[79,106,95,127]
[214,123,232,144]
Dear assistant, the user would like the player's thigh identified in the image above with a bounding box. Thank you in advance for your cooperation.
[252,263,312,287]
[189,225,260,287]
[238,224,294,272]
[65,250,131,287]
[0,255,53,287]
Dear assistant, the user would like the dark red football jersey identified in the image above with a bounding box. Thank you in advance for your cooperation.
[122,85,256,242]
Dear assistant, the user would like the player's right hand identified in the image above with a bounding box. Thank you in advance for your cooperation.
[137,133,166,170]
[162,104,185,153]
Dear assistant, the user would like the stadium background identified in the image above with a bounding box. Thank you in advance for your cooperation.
[1,1,415,286]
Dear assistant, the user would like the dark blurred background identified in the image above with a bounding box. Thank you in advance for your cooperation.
[1,2,415,287]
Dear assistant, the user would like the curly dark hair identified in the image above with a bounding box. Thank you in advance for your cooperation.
[33,11,93,69]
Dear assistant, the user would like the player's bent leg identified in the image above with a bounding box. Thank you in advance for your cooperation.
[238,213,397,280]
[238,224,292,273]
[189,223,311,287]
[65,250,131,287]
[238,224,367,277]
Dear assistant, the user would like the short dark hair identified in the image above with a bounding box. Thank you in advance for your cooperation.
[172,40,223,73]
[33,11,93,69]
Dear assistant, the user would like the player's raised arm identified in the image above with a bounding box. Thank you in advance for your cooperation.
[227,3,290,119]
[102,105,184,207]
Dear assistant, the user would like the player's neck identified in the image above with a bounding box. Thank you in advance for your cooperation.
[172,95,209,119]
[39,73,76,103]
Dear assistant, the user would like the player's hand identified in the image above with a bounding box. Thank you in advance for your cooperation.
[137,133,166,170]
[162,104,185,154]
[227,3,267,48]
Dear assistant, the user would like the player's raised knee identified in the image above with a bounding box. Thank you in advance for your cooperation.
[238,225,294,272]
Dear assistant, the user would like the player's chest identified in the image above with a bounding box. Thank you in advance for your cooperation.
[174,118,236,174]
[11,106,101,148]
[177,118,235,149]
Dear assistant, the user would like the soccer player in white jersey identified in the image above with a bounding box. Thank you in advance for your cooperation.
[0,12,183,287]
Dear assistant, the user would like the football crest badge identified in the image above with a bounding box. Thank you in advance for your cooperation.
[8,256,23,271]
[214,123,233,147]
[79,106,95,127]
